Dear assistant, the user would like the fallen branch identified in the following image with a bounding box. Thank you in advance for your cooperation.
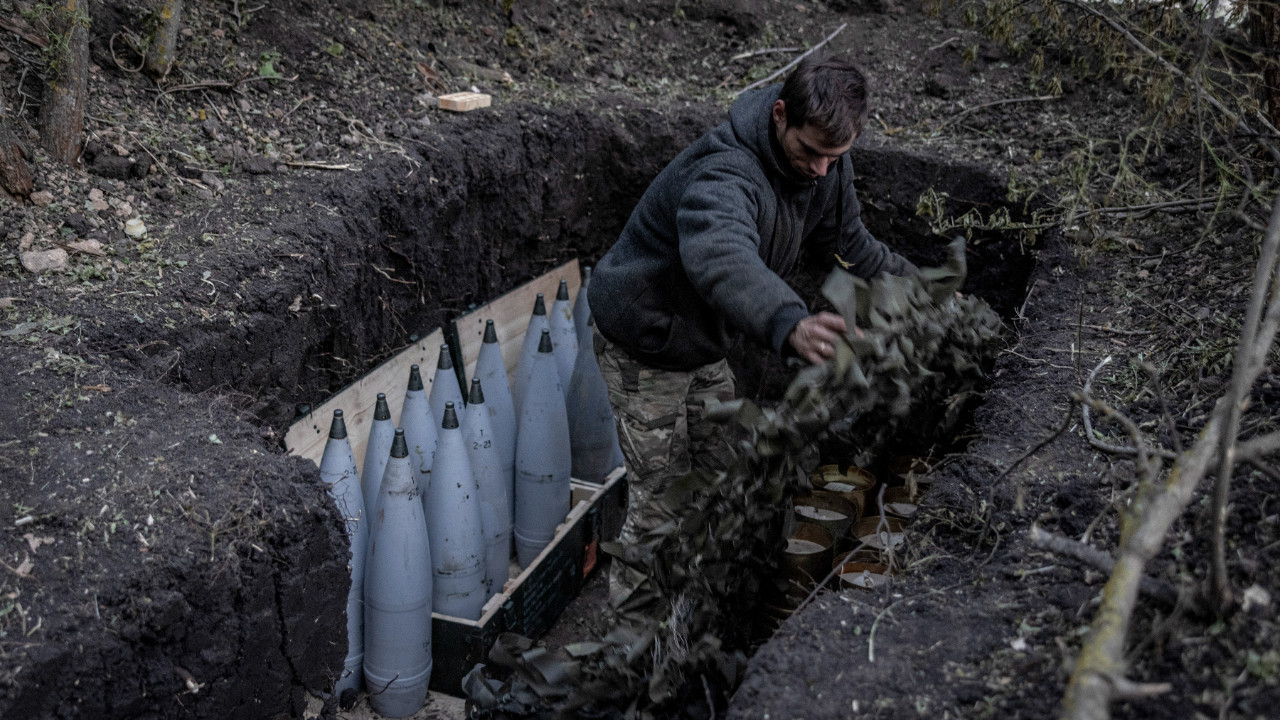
[737,23,846,95]
[1028,526,1180,607]
[1236,430,1280,463]
[1110,677,1174,701]
[1246,457,1280,483]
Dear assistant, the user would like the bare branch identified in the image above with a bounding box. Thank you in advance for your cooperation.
[1029,526,1180,607]
[1080,356,1177,461]
[1060,407,1225,720]
[1211,194,1280,609]
[1053,0,1280,164]
[1109,677,1173,701]
[729,47,800,62]
[736,24,846,95]
[1237,430,1280,463]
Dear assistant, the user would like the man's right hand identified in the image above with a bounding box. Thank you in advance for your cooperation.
[788,311,849,365]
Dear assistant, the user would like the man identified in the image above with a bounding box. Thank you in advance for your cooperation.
[588,56,915,614]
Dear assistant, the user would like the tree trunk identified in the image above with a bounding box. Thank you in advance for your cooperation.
[1252,0,1280,130]
[0,90,34,200]
[145,0,183,79]
[39,0,89,165]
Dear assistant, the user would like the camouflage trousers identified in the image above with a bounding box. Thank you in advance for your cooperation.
[595,332,737,617]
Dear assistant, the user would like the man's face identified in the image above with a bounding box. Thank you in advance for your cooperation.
[772,100,854,180]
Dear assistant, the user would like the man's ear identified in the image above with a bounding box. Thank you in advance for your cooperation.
[771,99,787,130]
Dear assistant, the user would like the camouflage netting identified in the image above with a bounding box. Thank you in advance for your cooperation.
[463,238,1005,719]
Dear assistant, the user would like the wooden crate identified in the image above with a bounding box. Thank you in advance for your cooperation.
[429,468,626,694]
[285,259,622,697]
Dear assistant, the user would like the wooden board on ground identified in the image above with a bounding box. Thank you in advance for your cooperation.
[455,258,581,382]
[284,328,446,469]
[438,91,492,112]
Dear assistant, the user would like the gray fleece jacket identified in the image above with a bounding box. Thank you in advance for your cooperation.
[589,85,913,371]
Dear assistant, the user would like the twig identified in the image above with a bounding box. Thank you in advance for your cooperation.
[983,398,1077,528]
[1080,356,1177,460]
[1246,457,1280,483]
[109,33,146,74]
[1139,360,1183,454]
[279,93,314,123]
[736,23,847,95]
[1110,678,1174,701]
[927,37,960,52]
[729,46,800,62]
[794,539,877,613]
[372,265,416,286]
[1080,324,1151,336]
[1016,279,1038,322]
[154,71,298,107]
[281,160,351,171]
[867,585,958,663]
[701,675,717,720]
[1028,526,1180,607]
[125,131,169,177]
[931,95,1060,135]
[0,15,47,49]
[1088,195,1242,219]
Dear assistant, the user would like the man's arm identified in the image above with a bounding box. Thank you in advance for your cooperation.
[677,160,825,361]
[812,156,916,279]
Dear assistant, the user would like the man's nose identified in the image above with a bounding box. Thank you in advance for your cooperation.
[811,157,833,177]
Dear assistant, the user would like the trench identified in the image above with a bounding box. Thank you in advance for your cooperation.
[139,100,1035,711]
[151,103,1032,433]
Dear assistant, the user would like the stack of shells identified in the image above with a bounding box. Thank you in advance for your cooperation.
[314,267,622,717]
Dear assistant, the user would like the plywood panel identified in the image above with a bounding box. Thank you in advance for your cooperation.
[285,328,446,468]
[455,259,581,381]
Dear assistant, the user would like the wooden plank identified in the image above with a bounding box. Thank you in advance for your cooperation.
[284,328,446,469]
[438,91,492,112]
[455,259,581,382]
[288,259,583,467]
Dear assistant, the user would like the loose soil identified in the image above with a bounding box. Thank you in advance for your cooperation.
[1,0,1277,719]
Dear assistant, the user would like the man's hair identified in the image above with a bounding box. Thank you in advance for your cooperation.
[779,56,870,146]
